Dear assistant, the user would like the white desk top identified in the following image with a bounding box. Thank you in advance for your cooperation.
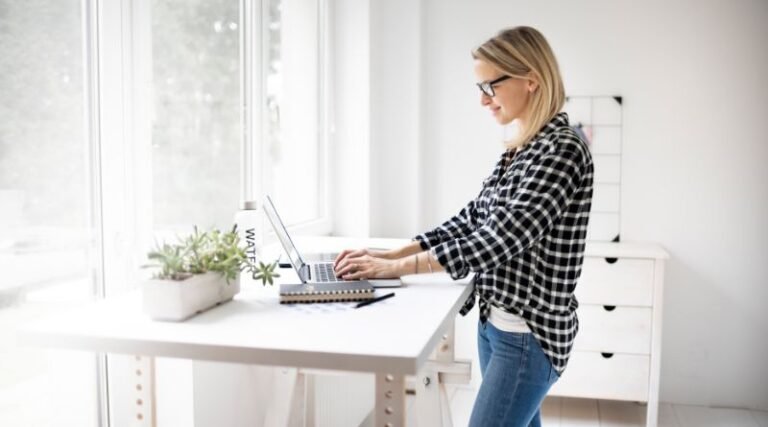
[19,237,473,376]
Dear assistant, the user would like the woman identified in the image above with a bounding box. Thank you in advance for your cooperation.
[334,26,593,427]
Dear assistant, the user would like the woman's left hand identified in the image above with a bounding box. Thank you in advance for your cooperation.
[334,254,404,280]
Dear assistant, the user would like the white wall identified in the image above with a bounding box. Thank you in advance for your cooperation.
[346,0,768,411]
[369,0,423,237]
[330,0,371,237]
[332,0,424,239]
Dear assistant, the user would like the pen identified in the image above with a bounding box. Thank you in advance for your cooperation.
[355,292,395,309]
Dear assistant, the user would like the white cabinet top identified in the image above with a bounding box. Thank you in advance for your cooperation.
[585,241,669,260]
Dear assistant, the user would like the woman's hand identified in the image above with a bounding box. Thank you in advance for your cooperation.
[333,251,405,280]
[334,247,396,269]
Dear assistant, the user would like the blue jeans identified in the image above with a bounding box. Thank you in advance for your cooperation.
[468,320,560,427]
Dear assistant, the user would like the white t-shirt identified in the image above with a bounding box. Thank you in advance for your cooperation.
[488,305,532,333]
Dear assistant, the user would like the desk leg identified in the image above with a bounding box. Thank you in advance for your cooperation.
[375,373,406,427]
[437,320,458,426]
[126,355,156,427]
[415,368,447,427]
[415,320,460,427]
[264,368,307,427]
[434,322,455,363]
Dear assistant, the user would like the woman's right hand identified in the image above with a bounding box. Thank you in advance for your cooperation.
[333,247,396,271]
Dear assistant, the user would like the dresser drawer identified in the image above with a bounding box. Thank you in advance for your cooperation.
[576,257,655,306]
[548,351,650,401]
[574,305,652,354]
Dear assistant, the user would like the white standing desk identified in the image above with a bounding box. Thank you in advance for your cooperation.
[19,237,474,426]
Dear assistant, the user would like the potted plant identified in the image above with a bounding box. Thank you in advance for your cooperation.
[141,226,280,321]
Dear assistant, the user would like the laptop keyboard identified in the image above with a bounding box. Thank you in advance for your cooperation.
[313,263,342,282]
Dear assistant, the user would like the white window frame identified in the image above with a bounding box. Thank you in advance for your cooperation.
[242,0,333,237]
[93,1,334,422]
[90,0,154,425]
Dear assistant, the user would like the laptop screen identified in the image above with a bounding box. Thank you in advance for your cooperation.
[262,195,307,276]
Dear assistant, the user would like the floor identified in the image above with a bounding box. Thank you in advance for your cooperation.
[448,386,768,427]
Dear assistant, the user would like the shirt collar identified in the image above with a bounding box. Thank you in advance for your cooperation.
[503,112,570,160]
[535,112,570,140]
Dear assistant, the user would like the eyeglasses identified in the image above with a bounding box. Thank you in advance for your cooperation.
[477,75,512,97]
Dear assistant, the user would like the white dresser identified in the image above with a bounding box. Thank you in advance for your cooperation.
[548,241,669,427]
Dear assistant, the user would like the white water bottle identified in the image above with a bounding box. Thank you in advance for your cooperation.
[234,200,262,278]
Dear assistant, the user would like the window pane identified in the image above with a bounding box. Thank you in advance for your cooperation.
[0,0,97,425]
[151,0,241,233]
[265,0,321,226]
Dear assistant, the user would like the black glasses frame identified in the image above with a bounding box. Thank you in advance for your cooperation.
[477,75,512,97]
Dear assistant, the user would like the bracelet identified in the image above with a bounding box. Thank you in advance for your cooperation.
[427,254,434,274]
[414,253,419,274]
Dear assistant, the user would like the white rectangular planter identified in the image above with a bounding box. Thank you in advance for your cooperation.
[142,272,240,321]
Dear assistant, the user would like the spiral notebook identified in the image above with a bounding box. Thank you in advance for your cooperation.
[279,281,375,304]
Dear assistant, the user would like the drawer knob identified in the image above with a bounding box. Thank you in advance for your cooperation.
[605,234,620,264]
[601,352,614,359]
[603,305,616,312]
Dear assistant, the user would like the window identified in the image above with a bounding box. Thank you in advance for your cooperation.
[0,0,329,424]
[131,0,330,245]
[0,1,98,425]
[149,0,242,232]
[261,0,328,228]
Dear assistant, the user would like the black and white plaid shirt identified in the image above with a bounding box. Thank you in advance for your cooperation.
[414,112,593,374]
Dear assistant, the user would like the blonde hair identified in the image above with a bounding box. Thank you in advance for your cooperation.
[472,26,565,148]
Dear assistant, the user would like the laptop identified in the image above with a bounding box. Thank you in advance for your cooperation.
[262,195,402,288]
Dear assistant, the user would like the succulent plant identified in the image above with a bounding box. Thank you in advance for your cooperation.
[144,226,278,285]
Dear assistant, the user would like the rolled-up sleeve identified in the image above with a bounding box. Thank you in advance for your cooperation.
[432,146,585,279]
[413,196,479,250]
